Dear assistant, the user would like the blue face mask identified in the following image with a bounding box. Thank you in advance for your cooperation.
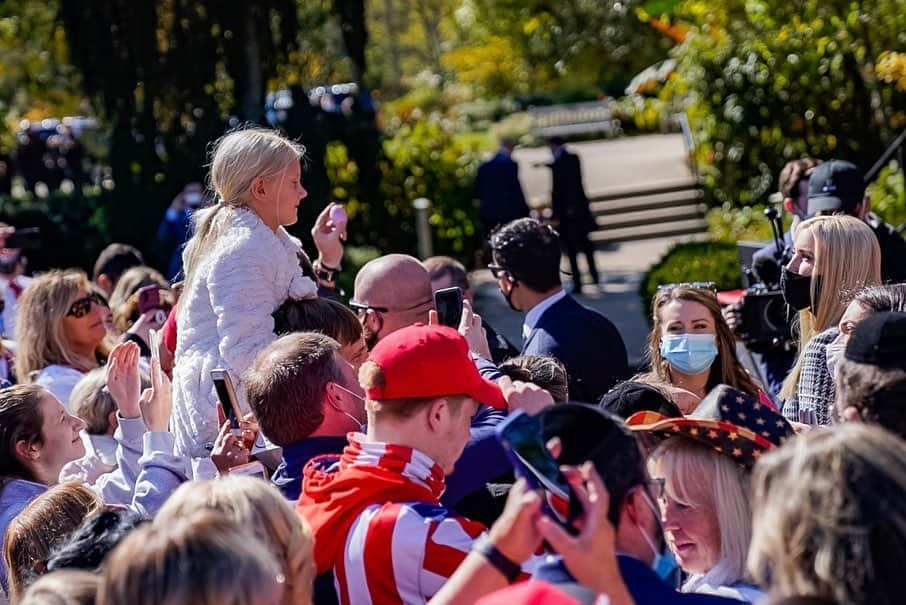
[659,333,718,375]
[639,491,682,587]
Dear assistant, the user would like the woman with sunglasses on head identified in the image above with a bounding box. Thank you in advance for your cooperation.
[778,215,880,425]
[16,270,112,406]
[637,283,764,413]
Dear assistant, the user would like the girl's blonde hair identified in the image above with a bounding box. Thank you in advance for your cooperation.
[19,569,99,605]
[98,511,283,605]
[749,424,906,605]
[17,270,111,380]
[651,437,753,587]
[779,215,881,401]
[641,286,761,396]
[156,476,314,605]
[181,127,304,294]
[3,482,102,603]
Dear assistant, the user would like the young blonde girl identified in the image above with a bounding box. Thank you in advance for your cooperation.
[171,127,320,458]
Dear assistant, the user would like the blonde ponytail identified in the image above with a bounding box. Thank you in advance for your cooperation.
[181,126,305,293]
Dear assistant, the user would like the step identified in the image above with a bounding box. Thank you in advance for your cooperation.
[590,218,709,244]
[595,203,707,229]
[587,178,701,202]
[590,189,704,215]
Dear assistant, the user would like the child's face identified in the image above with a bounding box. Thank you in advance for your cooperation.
[264,159,307,228]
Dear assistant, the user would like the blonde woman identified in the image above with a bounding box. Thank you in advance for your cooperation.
[779,215,881,424]
[637,284,763,411]
[155,476,315,605]
[630,385,795,603]
[172,126,346,458]
[16,270,112,405]
[749,424,906,605]
[98,512,284,605]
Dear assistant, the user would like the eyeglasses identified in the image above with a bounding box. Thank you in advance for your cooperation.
[66,293,105,318]
[656,281,717,293]
[348,298,433,316]
[487,263,509,279]
[644,477,666,501]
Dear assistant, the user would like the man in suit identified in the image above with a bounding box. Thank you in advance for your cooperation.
[546,137,599,293]
[489,218,628,403]
[475,137,530,238]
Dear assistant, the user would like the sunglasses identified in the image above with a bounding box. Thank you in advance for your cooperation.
[656,281,717,293]
[348,298,432,316]
[66,293,105,318]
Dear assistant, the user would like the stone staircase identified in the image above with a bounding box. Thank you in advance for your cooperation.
[587,177,707,246]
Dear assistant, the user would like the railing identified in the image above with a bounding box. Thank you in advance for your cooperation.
[865,128,906,185]
[528,101,622,139]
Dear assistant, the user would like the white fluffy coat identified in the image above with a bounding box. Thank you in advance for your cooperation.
[171,208,317,457]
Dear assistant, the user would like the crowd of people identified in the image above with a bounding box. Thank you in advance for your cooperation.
[0,125,905,605]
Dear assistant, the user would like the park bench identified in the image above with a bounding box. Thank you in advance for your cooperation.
[528,101,622,139]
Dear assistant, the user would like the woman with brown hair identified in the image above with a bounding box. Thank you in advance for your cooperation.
[3,483,101,602]
[638,283,763,411]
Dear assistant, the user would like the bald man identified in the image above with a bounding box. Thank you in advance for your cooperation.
[351,254,435,349]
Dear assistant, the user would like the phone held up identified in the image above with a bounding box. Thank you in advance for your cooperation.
[495,410,582,532]
[434,286,463,328]
[210,368,266,477]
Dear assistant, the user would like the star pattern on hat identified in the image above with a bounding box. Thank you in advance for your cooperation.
[627,385,795,469]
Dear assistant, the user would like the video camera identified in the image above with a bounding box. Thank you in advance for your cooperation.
[736,208,795,352]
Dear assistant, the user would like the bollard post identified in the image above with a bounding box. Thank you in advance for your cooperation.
[412,197,433,259]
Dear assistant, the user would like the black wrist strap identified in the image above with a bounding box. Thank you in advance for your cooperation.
[474,536,521,583]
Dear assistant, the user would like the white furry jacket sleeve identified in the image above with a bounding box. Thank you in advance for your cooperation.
[171,208,318,457]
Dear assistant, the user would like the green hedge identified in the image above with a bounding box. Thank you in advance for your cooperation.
[639,241,743,317]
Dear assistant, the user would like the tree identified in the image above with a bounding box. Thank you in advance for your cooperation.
[668,0,906,205]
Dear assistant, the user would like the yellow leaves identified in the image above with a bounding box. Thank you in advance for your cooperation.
[523,17,540,35]
[877,51,906,91]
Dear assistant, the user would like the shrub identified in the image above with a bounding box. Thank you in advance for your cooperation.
[706,203,783,243]
[867,161,906,230]
[639,240,743,316]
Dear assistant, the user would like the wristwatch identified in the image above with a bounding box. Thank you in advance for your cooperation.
[314,260,340,284]
[473,536,521,583]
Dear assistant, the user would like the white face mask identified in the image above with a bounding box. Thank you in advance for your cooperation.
[826,341,847,381]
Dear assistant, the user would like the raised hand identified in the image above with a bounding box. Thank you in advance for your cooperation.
[106,342,142,419]
[498,375,554,415]
[311,202,347,269]
[210,420,251,473]
[139,357,172,432]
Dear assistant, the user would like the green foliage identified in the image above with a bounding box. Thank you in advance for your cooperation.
[0,1,82,145]
[706,203,787,243]
[668,0,906,206]
[0,190,115,273]
[327,119,483,263]
[640,241,743,313]
[867,161,906,229]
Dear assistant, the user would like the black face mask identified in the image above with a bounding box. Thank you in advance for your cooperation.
[781,267,822,314]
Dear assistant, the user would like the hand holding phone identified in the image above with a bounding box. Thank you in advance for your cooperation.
[496,410,581,530]
[137,285,163,315]
[211,369,243,430]
[434,286,464,328]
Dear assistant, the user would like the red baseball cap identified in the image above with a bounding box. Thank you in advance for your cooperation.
[365,324,507,409]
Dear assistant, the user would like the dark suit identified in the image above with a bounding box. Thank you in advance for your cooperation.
[475,150,530,235]
[523,294,628,403]
[549,148,599,291]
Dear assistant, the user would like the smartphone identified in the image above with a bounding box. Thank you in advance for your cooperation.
[227,460,269,479]
[4,228,41,250]
[434,286,463,328]
[149,329,162,381]
[496,410,581,529]
[211,369,242,430]
[137,285,162,315]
